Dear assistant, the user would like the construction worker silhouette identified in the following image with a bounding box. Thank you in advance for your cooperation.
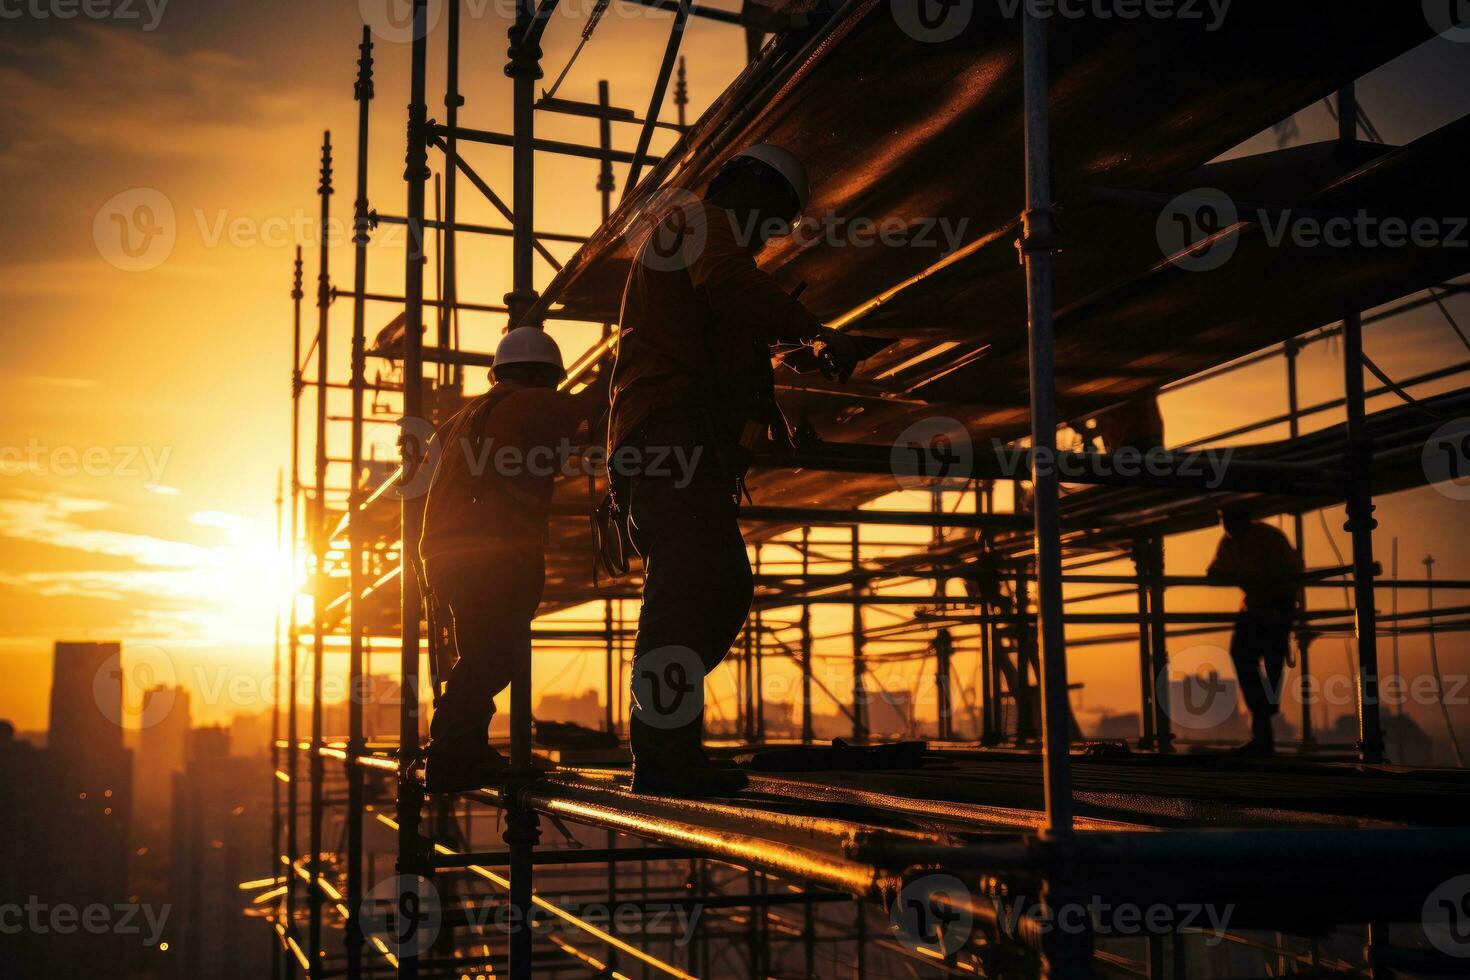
[420,327,598,793]
[609,144,858,797]
[1207,504,1304,755]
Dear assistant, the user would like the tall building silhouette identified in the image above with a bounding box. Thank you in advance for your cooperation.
[3,641,137,980]
[167,726,271,980]
[137,684,192,844]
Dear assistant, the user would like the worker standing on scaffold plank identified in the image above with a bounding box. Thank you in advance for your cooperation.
[420,328,599,793]
[607,145,859,798]
[1208,503,1305,756]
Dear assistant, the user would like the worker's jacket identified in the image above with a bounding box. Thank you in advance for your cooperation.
[607,199,821,459]
[418,381,586,577]
[1207,522,1305,613]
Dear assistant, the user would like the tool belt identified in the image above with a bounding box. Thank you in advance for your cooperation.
[591,483,636,582]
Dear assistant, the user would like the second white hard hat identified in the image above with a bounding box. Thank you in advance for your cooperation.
[730,143,810,213]
[494,326,565,375]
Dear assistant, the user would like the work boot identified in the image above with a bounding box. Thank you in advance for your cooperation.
[425,742,508,794]
[629,716,747,797]
[1231,718,1276,757]
[631,762,748,798]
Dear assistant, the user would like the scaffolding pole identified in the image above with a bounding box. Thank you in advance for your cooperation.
[345,26,374,980]
[286,247,304,980]
[396,3,432,978]
[1337,81,1385,765]
[308,129,333,980]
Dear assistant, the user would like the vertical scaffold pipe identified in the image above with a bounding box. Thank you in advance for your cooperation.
[1285,339,1314,750]
[1337,82,1385,765]
[851,526,868,742]
[309,130,333,980]
[345,26,374,980]
[503,2,545,976]
[398,3,431,978]
[1019,11,1072,836]
[1342,312,1386,763]
[271,469,284,980]
[800,526,813,744]
[1146,536,1171,751]
[1131,538,1156,748]
[442,0,462,387]
[286,248,304,980]
[1022,12,1089,975]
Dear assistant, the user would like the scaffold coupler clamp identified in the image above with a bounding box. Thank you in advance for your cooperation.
[1016,206,1061,265]
[505,22,544,80]
[502,786,543,847]
[395,838,437,880]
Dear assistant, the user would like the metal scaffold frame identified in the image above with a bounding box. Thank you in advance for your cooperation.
[260,4,1470,979]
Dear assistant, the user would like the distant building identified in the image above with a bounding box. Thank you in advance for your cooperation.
[0,643,136,979]
[49,640,123,758]
[167,726,272,980]
[137,685,192,844]
[536,689,604,730]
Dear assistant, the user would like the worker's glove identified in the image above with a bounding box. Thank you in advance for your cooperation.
[807,326,858,384]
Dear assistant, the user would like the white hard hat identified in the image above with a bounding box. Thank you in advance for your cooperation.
[494,327,564,375]
[730,143,809,213]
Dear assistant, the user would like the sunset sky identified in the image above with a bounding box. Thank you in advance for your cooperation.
[1,4,1468,755]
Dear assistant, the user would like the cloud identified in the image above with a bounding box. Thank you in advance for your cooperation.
[0,493,287,648]
[0,26,308,172]
[0,494,205,568]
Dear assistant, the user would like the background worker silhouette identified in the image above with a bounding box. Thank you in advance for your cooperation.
[1207,504,1304,755]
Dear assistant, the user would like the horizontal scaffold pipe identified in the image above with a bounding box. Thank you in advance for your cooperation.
[368,345,496,368]
[373,211,589,244]
[756,443,1341,495]
[739,505,1032,530]
[433,123,662,167]
[333,286,508,314]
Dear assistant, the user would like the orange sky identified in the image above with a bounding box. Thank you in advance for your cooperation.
[1,8,1468,755]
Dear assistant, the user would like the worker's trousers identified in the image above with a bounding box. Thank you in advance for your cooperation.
[621,415,754,764]
[426,554,546,753]
[1229,604,1294,738]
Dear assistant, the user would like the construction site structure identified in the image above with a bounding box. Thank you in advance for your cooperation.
[258,3,1470,978]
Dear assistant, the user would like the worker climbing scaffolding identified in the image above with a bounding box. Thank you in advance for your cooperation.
[419,327,600,793]
[608,144,860,798]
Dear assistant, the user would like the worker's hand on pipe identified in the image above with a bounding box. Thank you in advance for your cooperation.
[809,326,858,384]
